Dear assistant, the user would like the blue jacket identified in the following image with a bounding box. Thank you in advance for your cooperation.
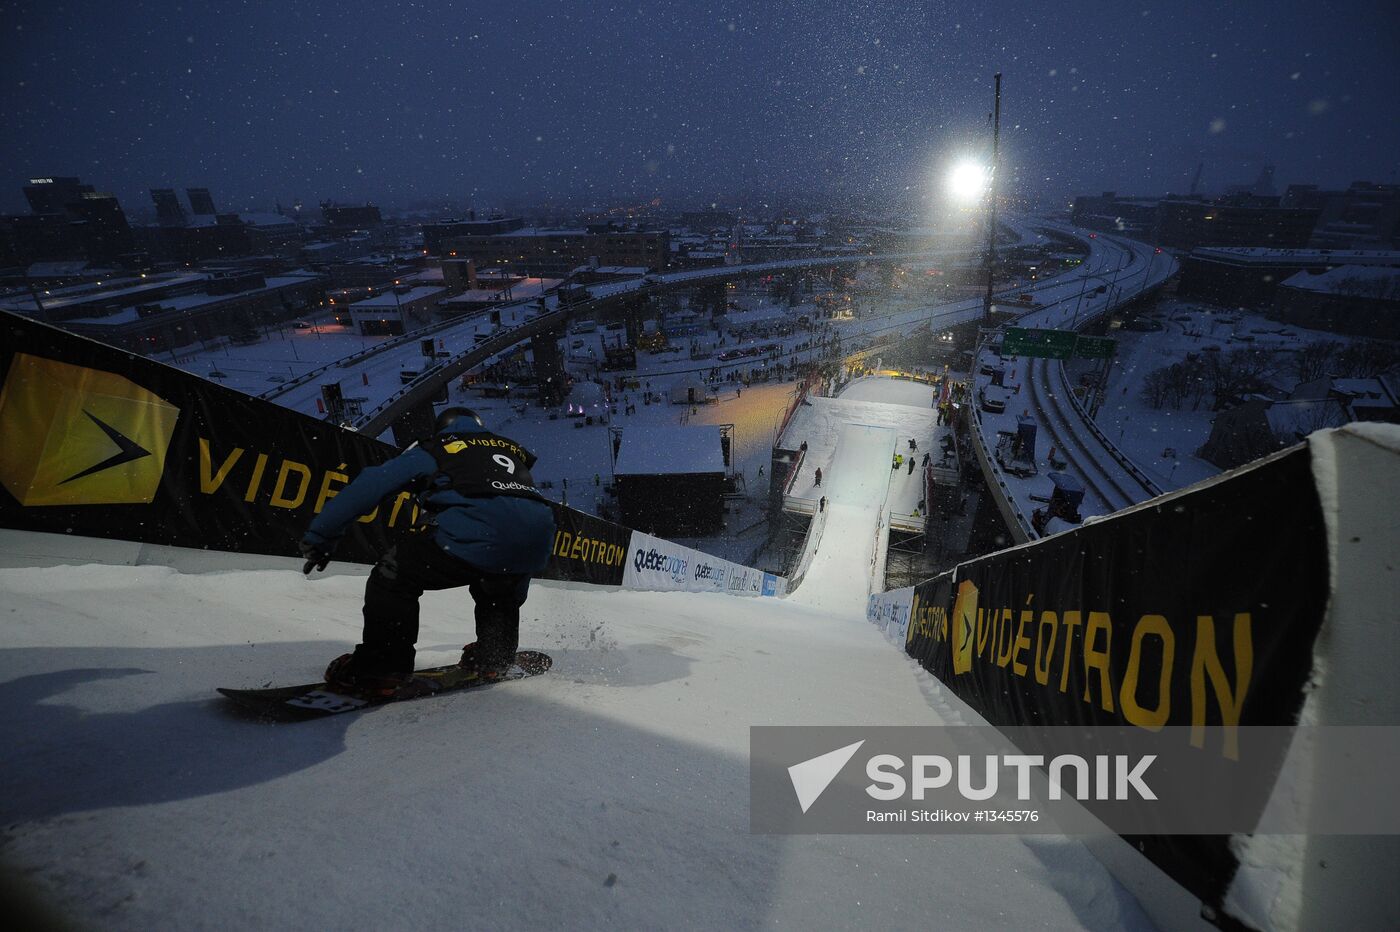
[304,421,556,575]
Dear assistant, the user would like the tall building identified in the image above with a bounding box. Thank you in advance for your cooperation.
[422,216,525,254]
[437,222,669,276]
[186,187,217,216]
[1070,191,1159,238]
[1283,182,1400,250]
[22,176,93,214]
[66,192,133,261]
[321,202,382,229]
[151,188,187,226]
[1155,194,1317,251]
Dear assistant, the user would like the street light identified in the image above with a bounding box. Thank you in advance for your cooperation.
[946,161,991,204]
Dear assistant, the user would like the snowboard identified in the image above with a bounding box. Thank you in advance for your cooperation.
[217,650,552,722]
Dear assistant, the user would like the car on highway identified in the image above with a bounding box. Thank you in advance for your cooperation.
[979,385,1010,414]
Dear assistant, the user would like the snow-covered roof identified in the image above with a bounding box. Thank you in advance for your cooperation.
[64,273,324,323]
[1193,246,1400,266]
[614,425,725,475]
[1279,265,1400,298]
[25,260,99,276]
[571,265,648,276]
[350,287,445,308]
[1264,399,1348,441]
[0,271,212,314]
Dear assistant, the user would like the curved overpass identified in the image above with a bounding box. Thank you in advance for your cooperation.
[966,226,1178,541]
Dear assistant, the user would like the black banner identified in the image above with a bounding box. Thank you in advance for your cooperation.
[902,446,1330,921]
[0,312,627,586]
[544,502,630,586]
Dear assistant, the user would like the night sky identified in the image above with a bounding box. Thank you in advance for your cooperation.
[2,0,1397,214]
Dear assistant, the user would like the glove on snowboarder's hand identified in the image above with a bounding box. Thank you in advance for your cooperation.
[299,537,333,575]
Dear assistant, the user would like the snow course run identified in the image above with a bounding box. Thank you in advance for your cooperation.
[0,542,1151,930]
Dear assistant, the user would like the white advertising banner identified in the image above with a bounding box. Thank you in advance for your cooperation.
[622,531,787,598]
[866,586,914,647]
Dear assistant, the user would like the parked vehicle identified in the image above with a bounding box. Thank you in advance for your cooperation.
[980,385,1010,414]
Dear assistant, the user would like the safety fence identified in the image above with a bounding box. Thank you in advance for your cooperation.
[0,311,784,600]
[864,427,1399,931]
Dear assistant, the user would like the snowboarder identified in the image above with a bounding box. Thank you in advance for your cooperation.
[909,438,917,451]
[799,440,808,454]
[298,407,556,695]
[814,467,822,487]
[819,496,826,513]
[908,457,915,475]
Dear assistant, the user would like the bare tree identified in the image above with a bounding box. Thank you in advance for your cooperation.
[1292,340,1342,385]
[1142,368,1170,409]
[1336,340,1400,379]
[1206,349,1279,410]
[1159,361,1181,408]
[1185,357,1212,410]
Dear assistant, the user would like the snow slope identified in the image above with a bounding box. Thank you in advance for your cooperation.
[788,424,896,616]
[0,549,1149,931]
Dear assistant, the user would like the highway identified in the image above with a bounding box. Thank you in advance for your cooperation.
[968,225,1177,540]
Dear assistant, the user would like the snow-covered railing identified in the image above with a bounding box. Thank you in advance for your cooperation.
[1052,359,1163,498]
[783,498,829,594]
[966,403,1035,544]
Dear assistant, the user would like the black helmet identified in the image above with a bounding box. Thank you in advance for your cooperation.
[435,406,485,432]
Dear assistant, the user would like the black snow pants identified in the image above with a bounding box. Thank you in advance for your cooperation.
[353,529,530,674]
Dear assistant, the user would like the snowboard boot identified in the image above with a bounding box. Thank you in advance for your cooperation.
[458,641,514,680]
[324,653,413,697]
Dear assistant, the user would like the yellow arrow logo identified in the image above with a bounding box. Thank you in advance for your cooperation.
[0,353,180,506]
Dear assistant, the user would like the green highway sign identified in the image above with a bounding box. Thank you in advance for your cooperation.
[1001,327,1076,360]
[1073,336,1117,359]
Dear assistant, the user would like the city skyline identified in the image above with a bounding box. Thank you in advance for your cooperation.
[2,0,1398,215]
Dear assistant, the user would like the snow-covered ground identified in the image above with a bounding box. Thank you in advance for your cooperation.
[0,546,1150,931]
[1081,296,1376,492]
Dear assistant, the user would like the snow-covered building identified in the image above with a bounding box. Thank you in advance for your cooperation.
[1272,265,1400,338]
[613,425,728,535]
[2,269,327,354]
[347,285,445,335]
[1179,246,1400,309]
[1199,375,1399,468]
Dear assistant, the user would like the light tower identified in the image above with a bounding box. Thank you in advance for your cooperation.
[981,72,1002,324]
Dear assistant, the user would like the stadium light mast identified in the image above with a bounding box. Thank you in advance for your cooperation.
[981,72,1002,324]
